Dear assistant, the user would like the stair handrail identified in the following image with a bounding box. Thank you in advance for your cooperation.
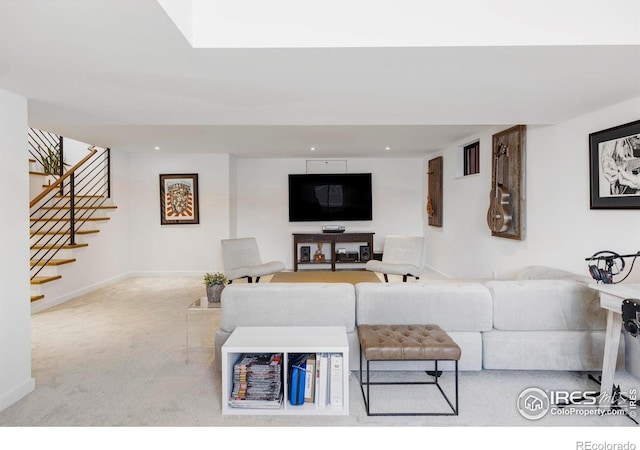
[30,146,98,208]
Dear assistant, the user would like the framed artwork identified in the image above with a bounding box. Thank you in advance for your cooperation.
[159,173,199,225]
[589,119,640,209]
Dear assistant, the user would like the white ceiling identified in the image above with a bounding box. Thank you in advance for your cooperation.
[0,0,639,158]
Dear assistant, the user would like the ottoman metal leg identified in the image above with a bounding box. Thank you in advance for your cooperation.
[358,342,459,416]
[357,324,461,416]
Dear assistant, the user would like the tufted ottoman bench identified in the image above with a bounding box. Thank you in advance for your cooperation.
[357,324,461,416]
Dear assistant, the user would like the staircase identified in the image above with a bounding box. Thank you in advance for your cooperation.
[28,129,116,302]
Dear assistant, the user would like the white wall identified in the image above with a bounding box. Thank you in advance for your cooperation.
[61,137,91,166]
[235,157,424,269]
[128,152,230,274]
[31,148,132,312]
[0,88,34,411]
[425,97,640,280]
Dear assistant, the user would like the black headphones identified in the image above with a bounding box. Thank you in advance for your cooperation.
[586,250,626,284]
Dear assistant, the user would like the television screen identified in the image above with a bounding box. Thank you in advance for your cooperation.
[288,173,372,222]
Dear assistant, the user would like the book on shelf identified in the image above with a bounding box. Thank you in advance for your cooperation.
[329,353,343,407]
[229,353,283,409]
[288,353,309,406]
[317,352,329,407]
[303,354,316,403]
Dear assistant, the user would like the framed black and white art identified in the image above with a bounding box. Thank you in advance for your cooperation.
[589,120,640,209]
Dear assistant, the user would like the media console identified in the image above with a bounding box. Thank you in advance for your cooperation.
[293,232,374,272]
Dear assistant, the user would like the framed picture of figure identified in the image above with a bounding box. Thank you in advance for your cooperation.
[159,173,200,224]
[589,120,640,209]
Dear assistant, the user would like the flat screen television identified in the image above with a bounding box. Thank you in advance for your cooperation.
[288,173,372,222]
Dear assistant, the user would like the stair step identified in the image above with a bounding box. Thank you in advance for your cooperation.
[31,229,99,236]
[29,170,47,176]
[54,195,106,199]
[30,275,62,285]
[30,217,110,222]
[31,258,76,267]
[40,205,118,210]
[31,243,89,250]
[30,295,45,302]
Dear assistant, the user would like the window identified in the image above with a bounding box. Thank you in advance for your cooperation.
[463,141,480,175]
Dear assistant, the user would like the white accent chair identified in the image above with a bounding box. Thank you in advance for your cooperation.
[221,237,285,283]
[365,235,424,282]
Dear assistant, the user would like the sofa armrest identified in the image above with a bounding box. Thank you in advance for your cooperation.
[486,279,605,331]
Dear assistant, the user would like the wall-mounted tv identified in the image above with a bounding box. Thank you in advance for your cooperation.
[288,173,372,222]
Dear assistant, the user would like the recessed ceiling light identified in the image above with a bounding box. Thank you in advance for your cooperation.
[310,147,316,151]
[154,146,160,150]
[385,146,391,151]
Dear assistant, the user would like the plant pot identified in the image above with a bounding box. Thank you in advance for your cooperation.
[206,285,225,304]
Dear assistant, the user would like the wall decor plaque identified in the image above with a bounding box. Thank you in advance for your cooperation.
[487,125,525,240]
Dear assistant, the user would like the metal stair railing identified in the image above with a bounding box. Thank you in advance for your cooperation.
[28,128,64,177]
[29,143,111,281]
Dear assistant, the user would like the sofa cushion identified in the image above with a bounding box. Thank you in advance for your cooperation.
[486,279,605,331]
[220,283,356,333]
[482,330,624,370]
[355,282,493,332]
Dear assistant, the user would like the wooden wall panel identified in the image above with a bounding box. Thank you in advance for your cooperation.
[487,125,526,240]
[427,156,443,227]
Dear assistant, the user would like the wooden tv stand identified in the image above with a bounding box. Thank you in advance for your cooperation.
[293,232,374,272]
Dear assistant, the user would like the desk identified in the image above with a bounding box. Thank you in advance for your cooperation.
[293,232,374,272]
[589,283,639,409]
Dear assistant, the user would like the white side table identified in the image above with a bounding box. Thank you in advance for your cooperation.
[221,326,349,415]
[186,297,220,363]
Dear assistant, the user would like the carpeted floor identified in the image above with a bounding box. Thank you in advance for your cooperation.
[1,276,638,447]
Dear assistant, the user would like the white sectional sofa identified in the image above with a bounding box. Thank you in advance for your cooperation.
[213,266,625,372]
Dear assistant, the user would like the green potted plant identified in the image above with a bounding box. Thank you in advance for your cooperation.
[40,144,69,177]
[203,272,228,303]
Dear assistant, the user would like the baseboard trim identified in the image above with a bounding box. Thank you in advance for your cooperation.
[126,271,204,277]
[30,272,206,313]
[0,377,35,413]
[30,273,129,314]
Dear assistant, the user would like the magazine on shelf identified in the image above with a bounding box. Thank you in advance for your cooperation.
[229,353,283,409]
